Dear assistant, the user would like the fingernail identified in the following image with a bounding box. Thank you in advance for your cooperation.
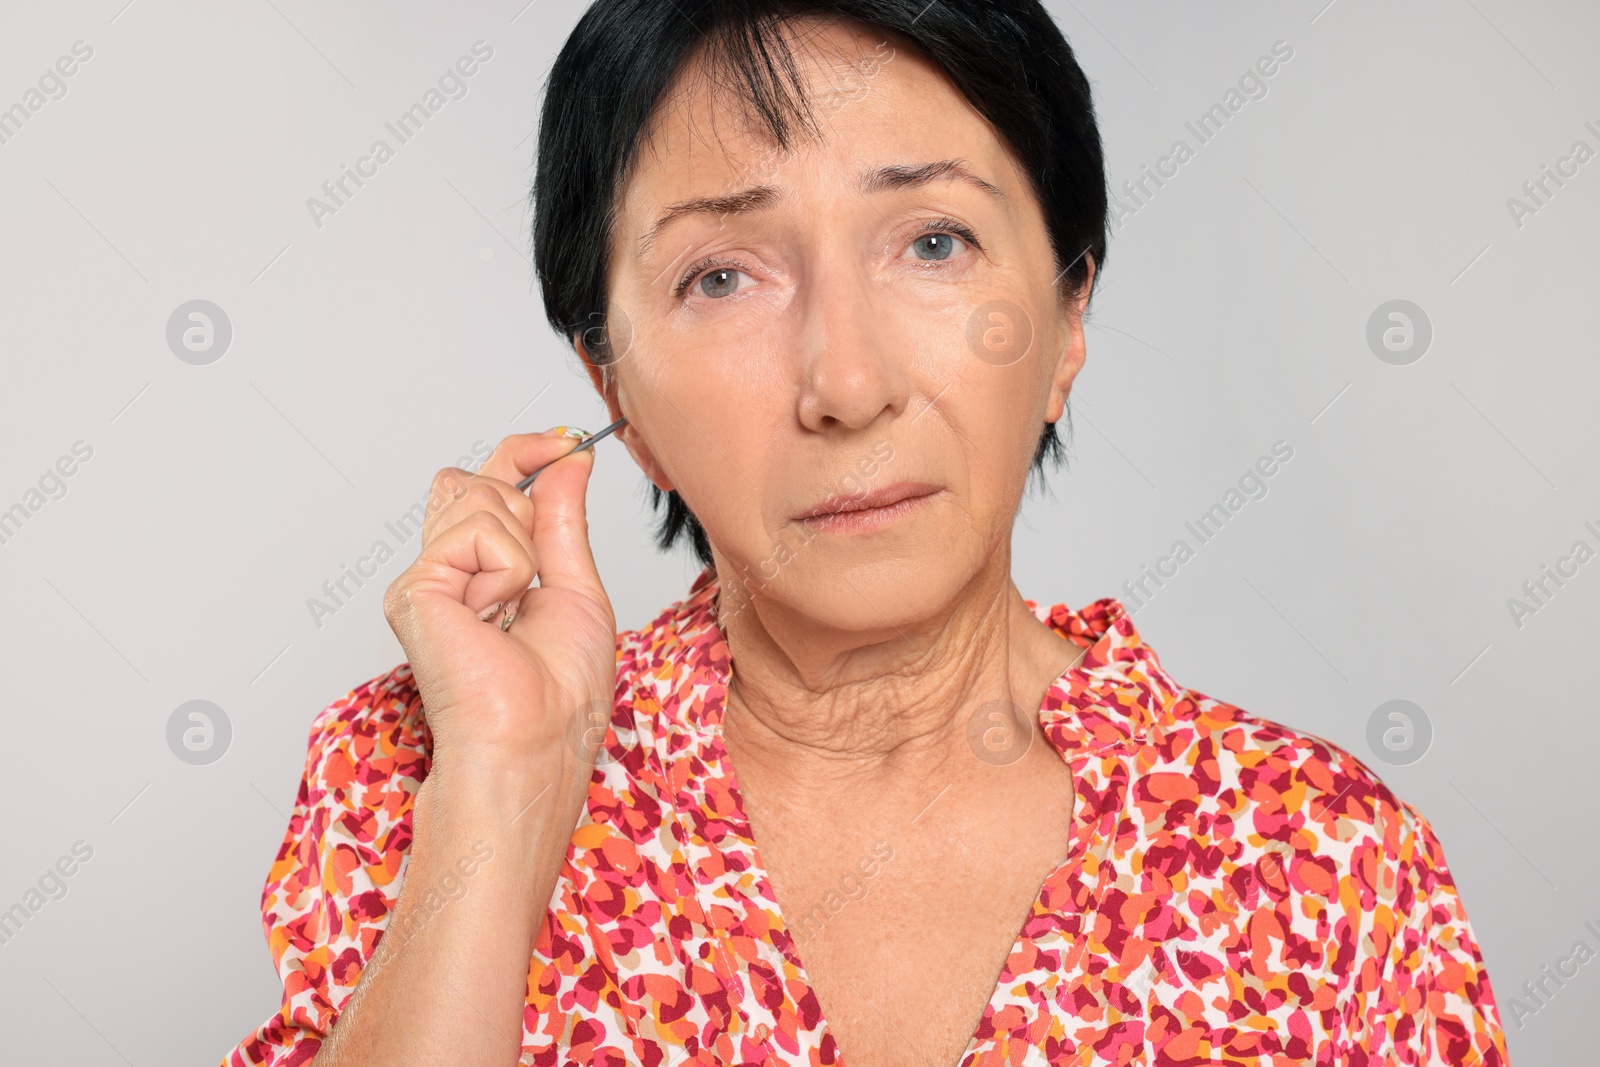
[476,601,504,622]
[559,426,591,440]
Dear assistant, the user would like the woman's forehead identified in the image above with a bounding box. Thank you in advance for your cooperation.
[617,25,1010,231]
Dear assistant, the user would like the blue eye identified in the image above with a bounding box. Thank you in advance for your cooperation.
[911,233,957,261]
[699,268,744,298]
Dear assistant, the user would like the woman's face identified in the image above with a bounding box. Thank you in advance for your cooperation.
[599,17,1091,633]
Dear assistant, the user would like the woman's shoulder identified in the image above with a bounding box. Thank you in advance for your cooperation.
[1159,682,1456,886]
[308,663,427,755]
[287,664,432,827]
[1168,684,1402,807]
[1043,595,1435,854]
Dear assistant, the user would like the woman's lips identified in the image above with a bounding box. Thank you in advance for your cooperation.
[798,482,943,533]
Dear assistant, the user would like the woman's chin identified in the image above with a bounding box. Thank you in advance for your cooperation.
[751,552,975,638]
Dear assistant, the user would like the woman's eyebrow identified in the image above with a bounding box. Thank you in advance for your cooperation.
[638,186,782,260]
[860,158,1007,202]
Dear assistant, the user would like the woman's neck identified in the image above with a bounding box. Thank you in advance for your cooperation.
[716,553,1084,796]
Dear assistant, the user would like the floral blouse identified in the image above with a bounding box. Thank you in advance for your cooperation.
[225,571,1509,1066]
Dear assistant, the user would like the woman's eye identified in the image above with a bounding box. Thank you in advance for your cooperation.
[904,231,969,262]
[697,267,750,299]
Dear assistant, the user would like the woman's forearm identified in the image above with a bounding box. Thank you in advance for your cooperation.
[308,756,578,1067]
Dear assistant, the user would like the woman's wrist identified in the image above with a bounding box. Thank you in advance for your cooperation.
[417,747,588,865]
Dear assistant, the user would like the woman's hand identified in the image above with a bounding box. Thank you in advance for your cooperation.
[383,428,616,776]
[309,430,616,1067]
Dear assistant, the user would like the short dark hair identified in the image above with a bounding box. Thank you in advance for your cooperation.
[531,0,1108,569]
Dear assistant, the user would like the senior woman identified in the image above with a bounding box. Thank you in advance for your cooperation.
[226,1,1509,1064]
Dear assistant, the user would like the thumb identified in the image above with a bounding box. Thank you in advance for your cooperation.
[525,435,608,609]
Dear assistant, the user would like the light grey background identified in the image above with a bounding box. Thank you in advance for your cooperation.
[1,0,1594,1062]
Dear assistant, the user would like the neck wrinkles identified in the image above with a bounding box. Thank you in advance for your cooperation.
[714,559,1081,782]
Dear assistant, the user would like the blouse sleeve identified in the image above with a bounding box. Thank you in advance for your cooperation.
[1360,801,1510,1066]
[222,668,429,1067]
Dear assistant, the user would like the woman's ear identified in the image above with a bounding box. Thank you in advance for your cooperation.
[1045,255,1094,424]
[574,331,676,493]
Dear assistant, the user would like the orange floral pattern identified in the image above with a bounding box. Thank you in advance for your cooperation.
[225,572,1509,1065]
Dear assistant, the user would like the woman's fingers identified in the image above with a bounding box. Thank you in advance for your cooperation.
[522,435,608,609]
[475,430,585,488]
[423,428,593,548]
[468,428,612,610]
[424,473,536,547]
[414,508,539,618]
[409,427,611,615]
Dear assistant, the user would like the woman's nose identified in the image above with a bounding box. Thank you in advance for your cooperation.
[793,266,909,433]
